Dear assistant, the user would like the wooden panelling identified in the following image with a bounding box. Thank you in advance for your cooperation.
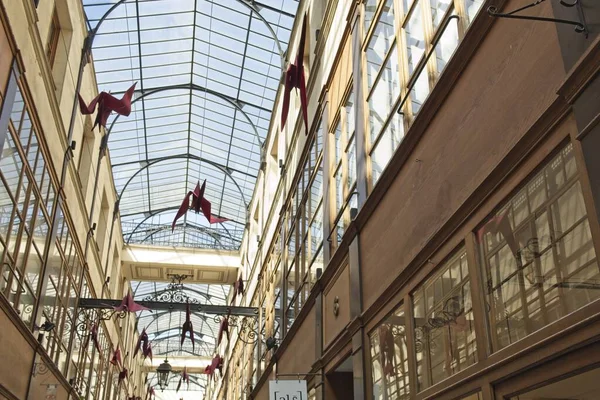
[323,264,350,349]
[277,305,316,377]
[0,308,33,399]
[359,0,567,310]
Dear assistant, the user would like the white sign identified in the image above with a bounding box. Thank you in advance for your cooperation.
[269,379,308,400]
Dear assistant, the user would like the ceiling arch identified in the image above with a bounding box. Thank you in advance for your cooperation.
[83,0,300,249]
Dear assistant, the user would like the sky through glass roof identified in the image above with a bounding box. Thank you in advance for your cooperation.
[81,1,300,398]
[83,0,299,250]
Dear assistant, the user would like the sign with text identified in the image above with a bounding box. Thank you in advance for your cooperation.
[269,379,308,400]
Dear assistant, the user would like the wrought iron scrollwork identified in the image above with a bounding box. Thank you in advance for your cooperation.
[391,325,405,337]
[487,0,588,36]
[32,362,50,377]
[213,314,259,345]
[414,295,465,353]
[142,274,200,304]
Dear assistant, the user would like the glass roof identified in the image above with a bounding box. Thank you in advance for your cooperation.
[132,280,230,399]
[83,0,300,249]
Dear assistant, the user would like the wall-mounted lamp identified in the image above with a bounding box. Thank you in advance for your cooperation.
[34,320,55,342]
[265,336,279,352]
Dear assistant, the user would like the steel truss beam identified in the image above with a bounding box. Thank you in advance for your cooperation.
[78,298,258,316]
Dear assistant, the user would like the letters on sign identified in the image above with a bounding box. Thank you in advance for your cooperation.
[269,380,308,400]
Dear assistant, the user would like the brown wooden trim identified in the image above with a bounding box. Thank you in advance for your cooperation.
[576,109,600,140]
[494,342,600,399]
[569,128,600,278]
[557,33,600,105]
[324,343,353,374]
[0,384,19,400]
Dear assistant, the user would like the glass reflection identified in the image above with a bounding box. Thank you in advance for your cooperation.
[413,249,477,389]
[477,143,599,351]
[370,305,410,400]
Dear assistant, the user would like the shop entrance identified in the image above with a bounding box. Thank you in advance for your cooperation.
[326,357,354,399]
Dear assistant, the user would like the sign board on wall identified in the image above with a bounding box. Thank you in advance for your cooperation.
[269,379,308,400]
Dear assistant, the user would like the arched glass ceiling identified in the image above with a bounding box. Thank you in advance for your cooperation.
[132,281,229,399]
[83,0,299,248]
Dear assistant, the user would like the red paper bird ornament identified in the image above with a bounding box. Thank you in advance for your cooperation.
[145,386,155,400]
[209,354,224,380]
[142,342,153,362]
[378,324,395,376]
[217,315,230,346]
[176,366,190,392]
[134,328,149,358]
[281,14,308,135]
[233,275,244,299]
[78,83,136,130]
[90,322,101,353]
[477,210,519,258]
[172,180,228,231]
[181,302,195,351]
[114,291,150,313]
[110,346,122,367]
[118,368,128,385]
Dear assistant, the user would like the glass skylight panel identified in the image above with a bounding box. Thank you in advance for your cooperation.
[83,0,299,249]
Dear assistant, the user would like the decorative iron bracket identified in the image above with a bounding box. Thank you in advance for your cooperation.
[213,314,259,345]
[488,0,588,37]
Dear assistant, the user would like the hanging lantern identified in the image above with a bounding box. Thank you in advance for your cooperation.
[156,358,172,391]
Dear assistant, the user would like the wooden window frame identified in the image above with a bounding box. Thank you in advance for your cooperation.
[362,0,481,190]
[47,9,60,68]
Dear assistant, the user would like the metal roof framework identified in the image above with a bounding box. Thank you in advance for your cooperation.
[81,1,300,398]
[83,0,298,248]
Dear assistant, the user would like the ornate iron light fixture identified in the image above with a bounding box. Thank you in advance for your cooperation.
[156,358,172,392]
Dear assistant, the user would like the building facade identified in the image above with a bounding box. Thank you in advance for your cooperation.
[1,0,600,400]
[0,0,145,398]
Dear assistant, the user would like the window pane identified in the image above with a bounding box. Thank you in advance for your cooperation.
[347,135,356,189]
[364,0,378,33]
[366,0,397,90]
[413,249,477,389]
[411,68,430,115]
[1,134,23,199]
[0,179,13,241]
[368,47,400,137]
[371,112,404,184]
[477,143,599,352]
[435,17,459,75]
[430,0,452,30]
[335,122,342,165]
[405,1,425,76]
[370,305,410,400]
[465,0,484,24]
